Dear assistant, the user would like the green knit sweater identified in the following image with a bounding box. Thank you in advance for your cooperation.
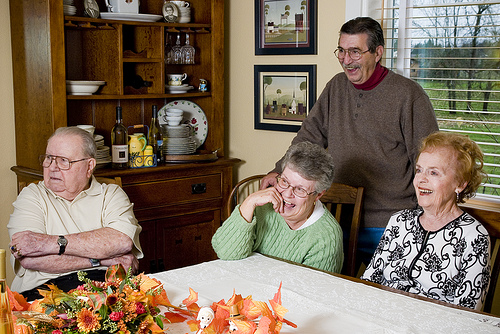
[211,203,344,273]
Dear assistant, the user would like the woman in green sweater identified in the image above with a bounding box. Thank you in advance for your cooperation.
[212,142,344,273]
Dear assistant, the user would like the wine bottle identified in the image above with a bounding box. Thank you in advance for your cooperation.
[125,74,153,89]
[148,105,164,164]
[111,106,129,169]
[0,249,14,334]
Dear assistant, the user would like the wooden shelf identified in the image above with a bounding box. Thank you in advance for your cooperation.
[64,16,211,30]
[66,92,211,99]
[122,58,163,63]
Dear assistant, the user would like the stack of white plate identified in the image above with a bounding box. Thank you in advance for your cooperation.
[94,134,104,147]
[162,123,191,138]
[63,0,77,16]
[94,134,112,168]
[162,124,197,155]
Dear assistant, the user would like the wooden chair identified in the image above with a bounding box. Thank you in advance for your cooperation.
[95,176,122,187]
[460,205,500,313]
[225,174,267,217]
[320,183,364,277]
[225,175,364,277]
[17,176,122,193]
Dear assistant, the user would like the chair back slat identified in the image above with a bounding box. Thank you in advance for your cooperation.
[320,183,364,277]
[335,203,342,222]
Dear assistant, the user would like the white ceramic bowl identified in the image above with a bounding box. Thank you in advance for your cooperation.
[166,108,183,116]
[76,125,95,136]
[66,80,105,95]
[166,115,183,126]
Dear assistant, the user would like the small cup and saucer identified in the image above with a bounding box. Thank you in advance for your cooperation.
[166,73,193,93]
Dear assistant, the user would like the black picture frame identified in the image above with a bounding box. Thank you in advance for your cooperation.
[254,64,316,132]
[255,0,317,55]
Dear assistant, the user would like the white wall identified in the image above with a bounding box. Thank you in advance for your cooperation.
[226,0,345,180]
[0,0,17,284]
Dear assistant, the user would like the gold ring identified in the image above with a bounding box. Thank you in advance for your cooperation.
[16,250,22,257]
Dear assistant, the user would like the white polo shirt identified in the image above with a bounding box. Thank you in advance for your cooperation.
[7,176,143,293]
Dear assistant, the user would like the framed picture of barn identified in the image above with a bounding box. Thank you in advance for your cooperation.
[254,64,316,132]
[255,0,317,55]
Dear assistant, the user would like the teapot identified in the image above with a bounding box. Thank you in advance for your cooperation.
[105,0,140,13]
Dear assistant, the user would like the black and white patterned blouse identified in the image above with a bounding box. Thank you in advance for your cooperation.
[361,208,491,310]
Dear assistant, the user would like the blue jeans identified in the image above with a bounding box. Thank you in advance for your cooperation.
[357,227,384,268]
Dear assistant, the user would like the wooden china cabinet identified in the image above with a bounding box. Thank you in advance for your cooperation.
[9,0,239,273]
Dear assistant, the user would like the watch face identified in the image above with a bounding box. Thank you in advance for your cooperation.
[58,236,68,246]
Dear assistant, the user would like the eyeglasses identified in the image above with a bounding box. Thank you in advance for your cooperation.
[276,176,317,198]
[39,154,89,170]
[334,47,371,61]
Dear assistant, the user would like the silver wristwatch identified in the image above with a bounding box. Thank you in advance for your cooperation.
[89,258,101,267]
[57,235,67,255]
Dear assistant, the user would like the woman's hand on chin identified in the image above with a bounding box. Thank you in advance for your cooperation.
[239,187,284,222]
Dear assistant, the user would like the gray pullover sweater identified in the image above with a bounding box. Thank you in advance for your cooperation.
[272,70,439,229]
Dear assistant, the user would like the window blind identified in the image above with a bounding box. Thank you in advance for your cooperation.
[379,0,500,200]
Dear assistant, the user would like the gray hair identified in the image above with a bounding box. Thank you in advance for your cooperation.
[281,142,335,193]
[49,126,97,159]
[340,17,384,52]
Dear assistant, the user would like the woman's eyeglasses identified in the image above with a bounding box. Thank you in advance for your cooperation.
[276,176,316,198]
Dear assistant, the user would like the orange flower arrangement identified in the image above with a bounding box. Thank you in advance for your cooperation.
[11,265,171,334]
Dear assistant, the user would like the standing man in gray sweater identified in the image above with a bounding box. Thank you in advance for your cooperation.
[260,17,439,272]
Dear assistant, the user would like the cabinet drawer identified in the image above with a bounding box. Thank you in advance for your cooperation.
[124,174,221,209]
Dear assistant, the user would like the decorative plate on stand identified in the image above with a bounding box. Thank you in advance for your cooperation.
[159,100,208,149]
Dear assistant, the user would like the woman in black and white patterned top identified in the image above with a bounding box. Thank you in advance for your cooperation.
[361,132,490,310]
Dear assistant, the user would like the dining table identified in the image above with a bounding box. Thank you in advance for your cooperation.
[150,253,500,334]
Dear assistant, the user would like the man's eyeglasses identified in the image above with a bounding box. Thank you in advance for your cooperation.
[334,47,370,61]
[39,154,89,170]
[276,176,316,198]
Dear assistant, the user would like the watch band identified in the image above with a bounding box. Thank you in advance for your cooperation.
[57,235,67,255]
[89,258,101,267]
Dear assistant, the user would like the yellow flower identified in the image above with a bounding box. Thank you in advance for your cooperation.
[76,308,101,333]
[37,283,69,306]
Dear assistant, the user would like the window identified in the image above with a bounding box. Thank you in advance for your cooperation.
[377,0,500,200]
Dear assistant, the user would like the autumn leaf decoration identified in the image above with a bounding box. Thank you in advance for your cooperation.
[163,281,296,334]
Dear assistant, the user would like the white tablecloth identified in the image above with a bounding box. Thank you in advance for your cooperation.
[151,253,500,334]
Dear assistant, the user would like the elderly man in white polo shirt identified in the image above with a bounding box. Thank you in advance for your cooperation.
[8,126,143,300]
